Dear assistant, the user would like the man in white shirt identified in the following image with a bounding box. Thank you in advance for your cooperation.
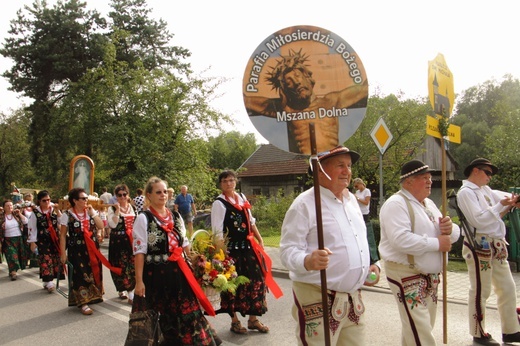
[379,159,460,345]
[280,146,380,346]
[100,187,112,205]
[457,158,520,346]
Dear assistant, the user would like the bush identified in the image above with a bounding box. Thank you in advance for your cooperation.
[252,190,296,237]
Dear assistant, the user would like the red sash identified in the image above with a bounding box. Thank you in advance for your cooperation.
[123,215,134,245]
[75,213,122,286]
[168,247,216,316]
[246,233,283,298]
[148,207,216,316]
[241,197,283,299]
[45,210,61,255]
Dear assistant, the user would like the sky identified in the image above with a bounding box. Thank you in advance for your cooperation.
[1,0,519,143]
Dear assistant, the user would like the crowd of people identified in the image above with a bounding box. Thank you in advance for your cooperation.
[1,153,519,345]
[0,177,277,345]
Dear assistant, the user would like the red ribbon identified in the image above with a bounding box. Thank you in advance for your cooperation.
[240,196,283,299]
[83,226,123,283]
[246,233,283,298]
[45,210,61,256]
[168,247,216,316]
[123,216,134,246]
[73,210,122,285]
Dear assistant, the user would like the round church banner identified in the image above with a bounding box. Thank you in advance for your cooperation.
[243,25,368,154]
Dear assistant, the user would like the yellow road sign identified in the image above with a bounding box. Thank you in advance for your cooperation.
[370,118,393,154]
[426,115,461,144]
[428,53,455,117]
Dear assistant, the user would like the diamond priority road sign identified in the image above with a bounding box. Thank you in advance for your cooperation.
[370,117,393,154]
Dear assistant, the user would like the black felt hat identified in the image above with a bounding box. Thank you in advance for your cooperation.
[463,158,498,177]
[399,160,433,180]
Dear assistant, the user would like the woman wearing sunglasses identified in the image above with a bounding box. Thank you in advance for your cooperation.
[107,184,136,304]
[59,188,105,315]
[133,176,221,345]
[27,190,64,292]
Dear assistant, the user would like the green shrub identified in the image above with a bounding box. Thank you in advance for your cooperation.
[252,190,296,237]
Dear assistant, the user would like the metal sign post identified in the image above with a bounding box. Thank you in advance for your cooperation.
[370,118,393,208]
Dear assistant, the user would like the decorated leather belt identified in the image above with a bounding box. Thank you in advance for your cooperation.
[145,254,170,264]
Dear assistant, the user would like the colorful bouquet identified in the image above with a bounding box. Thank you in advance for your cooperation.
[191,230,249,294]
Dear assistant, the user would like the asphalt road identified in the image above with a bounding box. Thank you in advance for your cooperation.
[0,258,508,345]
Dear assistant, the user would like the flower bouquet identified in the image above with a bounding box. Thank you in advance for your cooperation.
[191,230,249,309]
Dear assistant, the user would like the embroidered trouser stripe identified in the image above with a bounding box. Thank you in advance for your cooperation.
[385,261,437,346]
[291,281,365,346]
[293,290,309,346]
[386,276,422,346]
[462,239,520,337]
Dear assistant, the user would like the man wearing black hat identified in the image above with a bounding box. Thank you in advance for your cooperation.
[280,146,380,346]
[457,158,520,345]
[379,159,460,345]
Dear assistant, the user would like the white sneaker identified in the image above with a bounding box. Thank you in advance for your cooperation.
[45,282,55,292]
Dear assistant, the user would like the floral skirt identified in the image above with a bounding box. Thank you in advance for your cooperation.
[218,247,268,317]
[3,236,28,273]
[37,236,64,282]
[67,239,103,307]
[108,231,135,292]
[141,260,219,345]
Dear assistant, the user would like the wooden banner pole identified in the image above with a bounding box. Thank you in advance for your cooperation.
[309,123,331,346]
[441,136,448,344]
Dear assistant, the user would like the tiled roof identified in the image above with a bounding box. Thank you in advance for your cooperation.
[238,144,309,177]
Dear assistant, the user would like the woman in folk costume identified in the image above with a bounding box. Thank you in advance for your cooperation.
[27,190,64,292]
[107,184,136,304]
[0,199,29,280]
[211,169,282,335]
[133,176,221,345]
[59,188,121,315]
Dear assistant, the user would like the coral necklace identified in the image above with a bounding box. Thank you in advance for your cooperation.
[225,192,243,211]
[148,206,173,232]
[72,208,89,231]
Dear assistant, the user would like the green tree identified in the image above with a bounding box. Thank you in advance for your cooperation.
[0,0,107,174]
[485,109,520,189]
[53,37,227,197]
[207,131,258,171]
[108,0,190,72]
[0,110,36,197]
[452,75,520,187]
[345,93,430,198]
[1,0,229,197]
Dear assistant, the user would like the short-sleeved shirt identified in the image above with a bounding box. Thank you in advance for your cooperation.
[174,193,194,215]
[133,195,144,213]
[355,188,371,215]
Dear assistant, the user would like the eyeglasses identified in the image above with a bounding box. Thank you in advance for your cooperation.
[41,199,51,202]
[221,178,236,184]
[117,193,128,197]
[77,197,88,201]
[478,168,493,177]
[154,190,168,195]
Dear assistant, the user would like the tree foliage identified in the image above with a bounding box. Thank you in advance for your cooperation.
[451,75,520,190]
[0,110,37,196]
[108,0,191,72]
[207,131,258,171]
[0,0,229,198]
[345,93,430,198]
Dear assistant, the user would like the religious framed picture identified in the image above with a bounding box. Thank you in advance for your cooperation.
[69,155,95,195]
